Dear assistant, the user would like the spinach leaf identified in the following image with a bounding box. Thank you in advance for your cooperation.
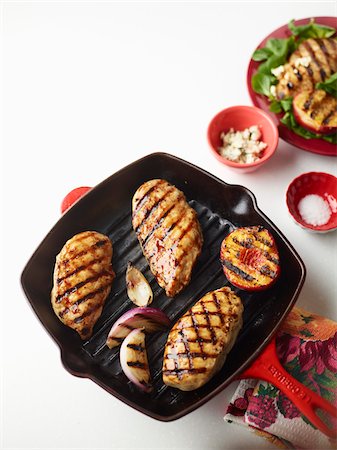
[269,97,293,114]
[280,97,293,112]
[269,100,283,113]
[323,133,337,144]
[266,37,295,56]
[316,72,337,97]
[251,73,275,96]
[252,48,272,62]
[288,19,336,41]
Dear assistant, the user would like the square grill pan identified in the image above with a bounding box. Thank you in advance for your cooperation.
[21,153,306,421]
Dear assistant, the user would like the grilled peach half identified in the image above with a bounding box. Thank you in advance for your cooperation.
[220,226,280,291]
[293,90,337,136]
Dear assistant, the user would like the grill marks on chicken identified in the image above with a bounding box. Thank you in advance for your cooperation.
[132,179,203,297]
[162,287,243,391]
[51,231,115,340]
[276,38,337,100]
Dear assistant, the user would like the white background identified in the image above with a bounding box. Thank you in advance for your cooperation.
[2,1,337,449]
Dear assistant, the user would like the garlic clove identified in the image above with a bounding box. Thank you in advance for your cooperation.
[126,262,153,307]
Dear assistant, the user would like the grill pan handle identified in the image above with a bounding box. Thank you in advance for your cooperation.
[238,337,337,438]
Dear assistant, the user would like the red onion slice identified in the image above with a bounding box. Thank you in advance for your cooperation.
[120,328,152,393]
[106,307,170,349]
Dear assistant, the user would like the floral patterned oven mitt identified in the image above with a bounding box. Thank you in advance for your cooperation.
[224,307,337,449]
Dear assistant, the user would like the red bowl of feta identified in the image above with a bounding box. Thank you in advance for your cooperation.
[286,172,337,233]
[207,105,279,172]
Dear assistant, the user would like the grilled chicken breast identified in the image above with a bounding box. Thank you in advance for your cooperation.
[276,38,337,100]
[162,287,243,391]
[51,231,115,340]
[132,179,203,297]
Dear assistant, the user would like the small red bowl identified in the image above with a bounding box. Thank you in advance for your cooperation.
[207,105,279,172]
[286,172,337,233]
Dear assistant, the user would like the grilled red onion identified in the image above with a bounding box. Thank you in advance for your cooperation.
[106,307,170,349]
[120,328,152,393]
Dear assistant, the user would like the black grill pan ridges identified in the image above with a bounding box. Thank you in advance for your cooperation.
[21,153,306,421]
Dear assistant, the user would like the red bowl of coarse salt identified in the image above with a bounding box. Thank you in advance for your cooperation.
[286,172,337,233]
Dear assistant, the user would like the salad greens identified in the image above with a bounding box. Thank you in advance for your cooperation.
[281,110,337,144]
[251,18,336,143]
[316,72,337,98]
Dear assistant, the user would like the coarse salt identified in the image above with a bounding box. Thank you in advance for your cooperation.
[298,194,332,227]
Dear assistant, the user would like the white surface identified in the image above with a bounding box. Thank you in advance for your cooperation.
[2,2,337,449]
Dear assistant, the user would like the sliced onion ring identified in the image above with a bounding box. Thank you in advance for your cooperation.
[106,307,171,349]
[126,262,153,307]
[120,328,152,393]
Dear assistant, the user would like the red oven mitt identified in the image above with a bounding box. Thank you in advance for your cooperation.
[224,307,337,449]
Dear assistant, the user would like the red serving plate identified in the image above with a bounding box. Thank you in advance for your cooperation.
[247,16,337,157]
[21,154,336,437]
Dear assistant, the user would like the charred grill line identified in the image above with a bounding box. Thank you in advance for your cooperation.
[232,237,279,265]
[56,270,112,303]
[212,292,225,325]
[322,109,335,125]
[317,38,329,57]
[166,351,219,359]
[319,68,327,81]
[140,202,177,249]
[303,41,324,75]
[260,265,277,278]
[127,343,144,352]
[200,301,217,344]
[303,93,314,110]
[316,39,336,74]
[189,306,204,358]
[222,260,255,282]
[305,65,314,80]
[163,367,208,376]
[135,186,177,234]
[59,240,109,267]
[175,336,216,344]
[179,329,195,376]
[132,180,165,216]
[73,302,102,324]
[144,201,194,258]
[146,213,198,265]
[127,361,147,369]
[65,282,112,312]
[56,257,107,283]
[251,233,273,248]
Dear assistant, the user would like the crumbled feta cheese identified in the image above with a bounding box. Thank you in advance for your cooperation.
[218,126,267,164]
[271,65,285,78]
[294,56,311,68]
